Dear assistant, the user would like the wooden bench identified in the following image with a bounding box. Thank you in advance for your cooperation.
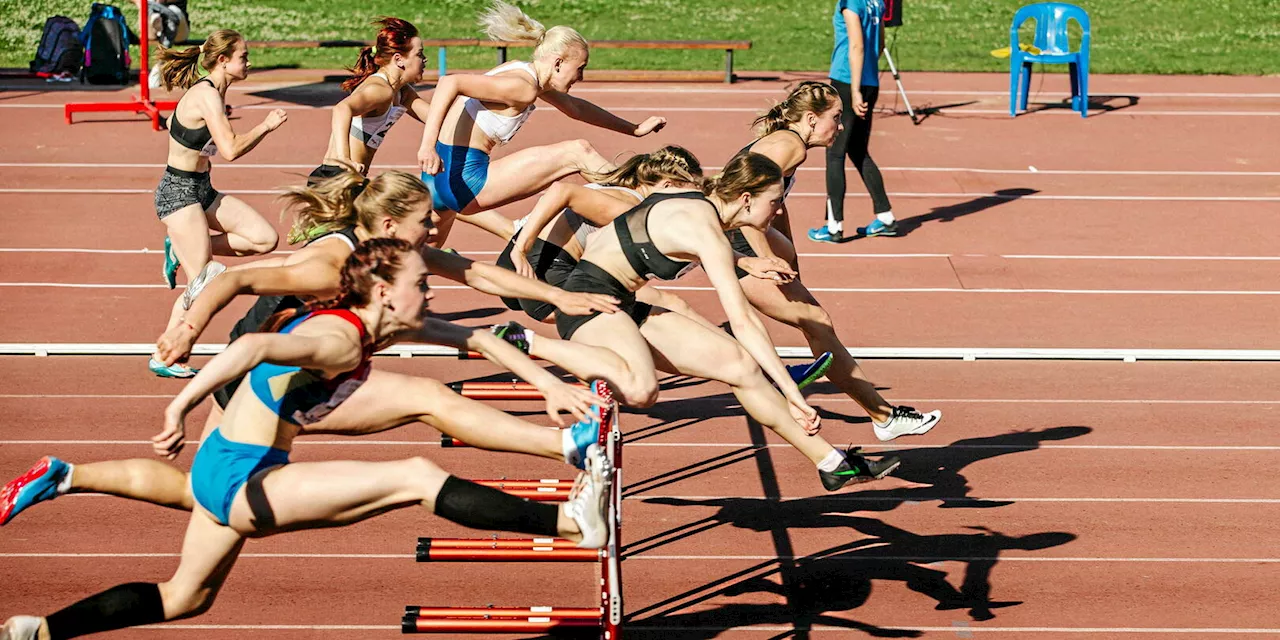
[180,38,752,83]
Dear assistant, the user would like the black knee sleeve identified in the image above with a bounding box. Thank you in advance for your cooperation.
[434,475,559,537]
[46,582,166,639]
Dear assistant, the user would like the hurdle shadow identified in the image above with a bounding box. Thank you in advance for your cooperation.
[1025,94,1140,117]
[622,520,1075,638]
[851,187,1038,239]
[428,306,507,322]
[629,426,1091,556]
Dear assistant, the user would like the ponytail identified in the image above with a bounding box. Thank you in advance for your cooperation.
[751,80,841,138]
[157,29,243,90]
[586,145,704,190]
[701,152,782,201]
[342,17,419,93]
[281,163,432,245]
[478,1,588,60]
[260,237,416,332]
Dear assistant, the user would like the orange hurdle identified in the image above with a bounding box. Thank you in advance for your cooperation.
[406,380,624,638]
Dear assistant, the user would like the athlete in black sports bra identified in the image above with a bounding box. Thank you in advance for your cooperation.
[728,82,944,443]
[545,153,901,492]
[149,31,287,378]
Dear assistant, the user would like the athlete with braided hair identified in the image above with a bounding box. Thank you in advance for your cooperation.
[0,239,613,640]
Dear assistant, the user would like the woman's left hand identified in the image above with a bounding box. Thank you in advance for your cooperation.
[540,380,611,426]
[634,116,667,136]
[153,404,189,460]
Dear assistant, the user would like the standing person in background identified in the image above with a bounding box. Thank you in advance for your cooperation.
[810,0,898,243]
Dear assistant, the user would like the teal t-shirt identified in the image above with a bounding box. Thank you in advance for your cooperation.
[828,0,883,87]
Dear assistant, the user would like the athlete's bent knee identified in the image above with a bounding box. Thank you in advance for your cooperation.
[158,582,217,619]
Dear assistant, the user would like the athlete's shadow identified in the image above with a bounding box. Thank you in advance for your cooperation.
[624,520,1073,637]
[874,188,1039,238]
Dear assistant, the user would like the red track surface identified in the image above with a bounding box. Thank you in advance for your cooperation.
[2,70,1280,637]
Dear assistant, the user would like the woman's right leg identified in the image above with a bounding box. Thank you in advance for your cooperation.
[820,79,858,240]
[558,311,661,408]
[16,509,246,639]
[161,203,213,283]
[227,454,609,547]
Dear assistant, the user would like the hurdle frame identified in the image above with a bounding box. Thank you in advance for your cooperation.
[65,0,179,131]
[403,380,624,638]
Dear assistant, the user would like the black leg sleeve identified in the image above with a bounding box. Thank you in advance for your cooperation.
[46,582,166,640]
[434,475,560,537]
[825,79,857,226]
[849,85,893,214]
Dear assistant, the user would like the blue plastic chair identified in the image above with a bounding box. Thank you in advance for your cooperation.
[1009,3,1091,118]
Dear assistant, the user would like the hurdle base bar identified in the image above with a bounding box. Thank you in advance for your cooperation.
[64,98,180,131]
[417,536,599,562]
[402,607,601,633]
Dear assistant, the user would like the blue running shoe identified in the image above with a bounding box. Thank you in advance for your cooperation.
[807,226,843,244]
[787,351,834,390]
[1,456,69,525]
[564,409,602,470]
[149,357,198,379]
[163,236,180,289]
[857,219,900,237]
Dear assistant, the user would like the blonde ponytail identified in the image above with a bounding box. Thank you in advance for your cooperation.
[478,1,588,60]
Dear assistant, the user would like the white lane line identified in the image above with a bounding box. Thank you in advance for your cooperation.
[109,624,1280,634]
[7,102,1280,116]
[5,248,1280,262]
[5,162,1279,177]
[628,496,1280,504]
[4,439,1280,451]
[5,187,1276,202]
[5,552,1277,563]
[8,282,1280,295]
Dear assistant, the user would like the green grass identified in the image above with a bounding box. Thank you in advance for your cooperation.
[3,0,1277,75]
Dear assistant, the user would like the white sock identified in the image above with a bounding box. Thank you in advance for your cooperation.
[56,463,75,494]
[817,449,846,472]
[824,199,842,234]
[561,427,579,466]
[876,211,896,225]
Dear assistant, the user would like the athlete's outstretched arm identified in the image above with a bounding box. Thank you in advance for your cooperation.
[422,246,619,317]
[540,90,666,137]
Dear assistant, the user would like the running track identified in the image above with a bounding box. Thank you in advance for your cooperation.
[2,70,1279,638]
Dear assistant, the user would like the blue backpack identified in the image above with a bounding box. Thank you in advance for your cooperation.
[80,3,136,85]
[30,16,84,76]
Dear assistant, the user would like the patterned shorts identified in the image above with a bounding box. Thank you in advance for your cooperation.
[155,166,219,219]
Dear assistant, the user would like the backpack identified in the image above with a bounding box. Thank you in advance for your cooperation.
[80,4,137,85]
[29,16,84,76]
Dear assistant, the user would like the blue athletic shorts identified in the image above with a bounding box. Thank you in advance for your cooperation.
[190,427,290,525]
[426,141,490,213]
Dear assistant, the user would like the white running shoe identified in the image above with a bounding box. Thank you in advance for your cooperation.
[1,616,42,640]
[873,405,942,442]
[181,260,226,310]
[564,444,612,549]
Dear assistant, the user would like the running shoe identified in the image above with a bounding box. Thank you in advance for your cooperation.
[564,444,612,549]
[786,352,834,390]
[872,405,942,442]
[0,616,42,640]
[491,320,533,354]
[162,236,180,289]
[563,407,602,470]
[1,457,69,526]
[807,226,844,244]
[148,357,198,378]
[818,447,900,491]
[857,219,900,237]
[181,260,226,310]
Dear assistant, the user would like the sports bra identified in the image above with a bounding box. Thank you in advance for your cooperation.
[349,72,406,150]
[737,128,802,198]
[245,308,373,426]
[614,191,704,282]
[563,184,643,247]
[463,62,538,145]
[169,78,218,157]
